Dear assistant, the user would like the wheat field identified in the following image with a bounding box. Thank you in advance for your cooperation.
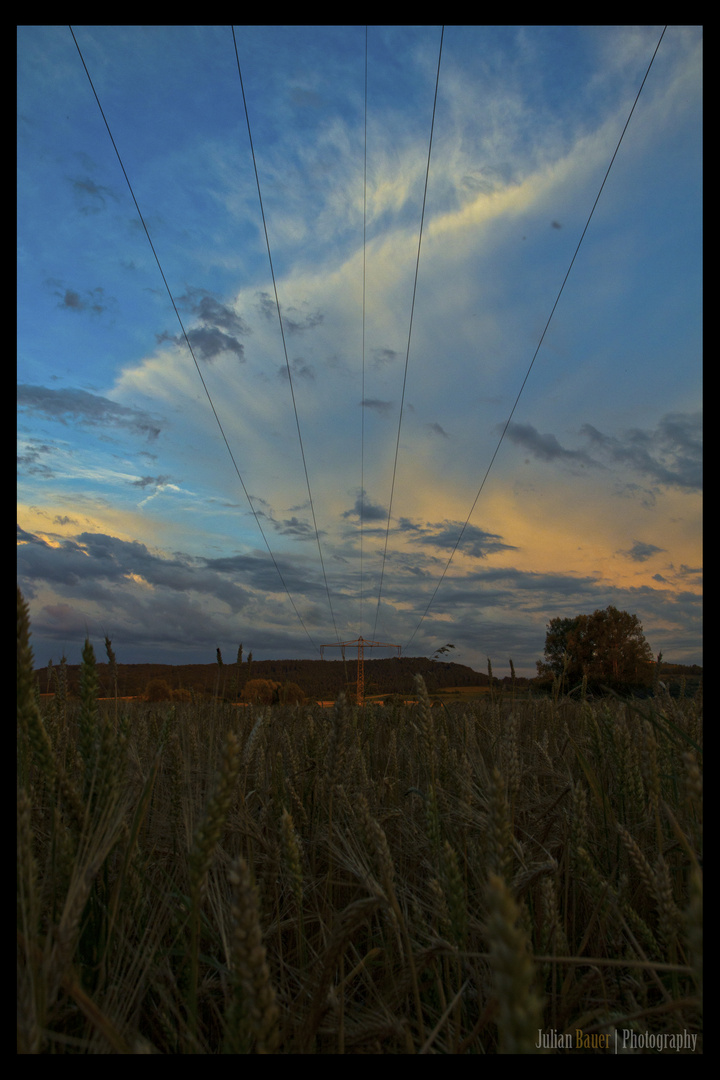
[17,588,702,1053]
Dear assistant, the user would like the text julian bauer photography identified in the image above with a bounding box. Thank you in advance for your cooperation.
[536,1028,699,1053]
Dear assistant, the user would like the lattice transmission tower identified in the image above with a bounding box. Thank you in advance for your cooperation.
[320,636,401,706]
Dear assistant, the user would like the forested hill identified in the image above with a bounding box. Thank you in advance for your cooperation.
[34,655,495,700]
[34,656,701,701]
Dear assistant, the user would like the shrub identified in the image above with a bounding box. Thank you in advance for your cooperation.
[144,677,174,701]
[243,678,281,705]
[277,681,305,705]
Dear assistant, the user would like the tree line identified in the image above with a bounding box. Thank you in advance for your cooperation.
[35,655,492,702]
[35,606,700,701]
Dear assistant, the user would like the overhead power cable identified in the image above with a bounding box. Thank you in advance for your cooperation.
[372,24,444,639]
[231,26,344,648]
[403,24,668,653]
[360,26,368,636]
[68,25,322,655]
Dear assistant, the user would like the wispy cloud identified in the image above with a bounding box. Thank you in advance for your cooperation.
[580,412,702,490]
[278,358,316,382]
[505,422,598,468]
[372,347,400,367]
[399,518,518,559]
[129,474,173,489]
[361,398,394,416]
[17,385,162,440]
[427,422,449,439]
[48,282,115,316]
[70,175,119,213]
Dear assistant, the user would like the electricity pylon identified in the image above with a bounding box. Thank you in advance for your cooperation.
[320,636,401,706]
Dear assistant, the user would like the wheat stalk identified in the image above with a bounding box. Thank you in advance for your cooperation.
[224,856,279,1054]
[486,872,544,1053]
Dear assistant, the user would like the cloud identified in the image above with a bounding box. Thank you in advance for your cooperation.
[505,422,597,467]
[284,308,324,334]
[254,291,323,334]
[17,528,250,614]
[399,518,518,559]
[580,412,702,490]
[505,414,702,492]
[427,422,449,439]
[50,283,114,315]
[18,523,47,546]
[274,516,316,538]
[252,501,320,540]
[618,540,665,563]
[17,438,57,477]
[372,347,400,367]
[70,176,119,213]
[17,384,162,440]
[342,490,388,523]
[255,291,277,321]
[129,475,173,489]
[278,358,316,382]
[157,325,245,362]
[177,287,250,337]
[16,513,702,673]
[156,287,251,361]
[361,398,394,416]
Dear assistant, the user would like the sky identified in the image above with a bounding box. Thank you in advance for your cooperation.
[17,25,702,676]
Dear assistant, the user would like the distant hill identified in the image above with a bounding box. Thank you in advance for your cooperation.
[34,654,503,700]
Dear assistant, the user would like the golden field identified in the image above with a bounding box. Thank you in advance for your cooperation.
[18,590,702,1053]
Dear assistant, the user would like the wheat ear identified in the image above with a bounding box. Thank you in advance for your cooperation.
[224,856,279,1054]
[486,872,544,1053]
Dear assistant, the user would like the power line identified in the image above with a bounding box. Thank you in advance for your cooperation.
[372,25,445,639]
[360,26,368,636]
[403,24,668,654]
[231,26,344,648]
[68,25,322,655]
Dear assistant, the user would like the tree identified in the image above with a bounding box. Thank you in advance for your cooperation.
[234,643,243,700]
[277,681,305,705]
[144,677,174,702]
[243,678,280,705]
[537,606,653,693]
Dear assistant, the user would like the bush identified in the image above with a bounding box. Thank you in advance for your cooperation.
[243,678,281,705]
[277,681,305,705]
[144,677,174,702]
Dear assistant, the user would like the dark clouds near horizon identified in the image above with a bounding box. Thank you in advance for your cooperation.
[17,520,702,672]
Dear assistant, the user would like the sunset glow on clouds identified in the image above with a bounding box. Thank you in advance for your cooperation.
[18,25,701,674]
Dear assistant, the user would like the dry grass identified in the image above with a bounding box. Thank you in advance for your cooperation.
[17,589,702,1053]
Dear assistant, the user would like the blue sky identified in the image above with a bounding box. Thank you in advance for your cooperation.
[18,25,702,675]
